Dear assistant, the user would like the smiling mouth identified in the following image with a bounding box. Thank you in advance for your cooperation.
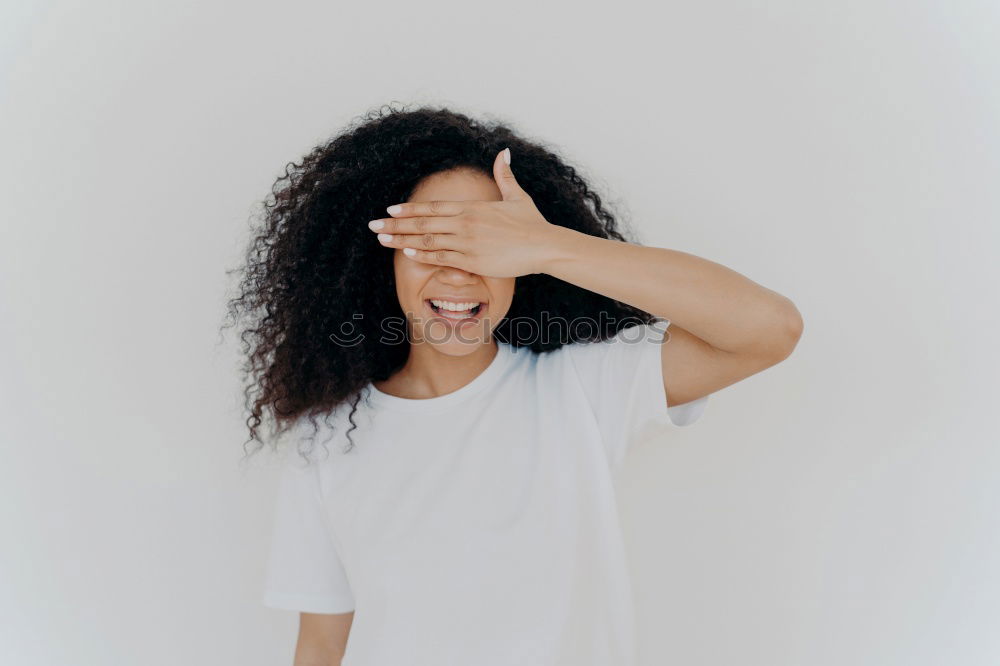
[424,299,487,321]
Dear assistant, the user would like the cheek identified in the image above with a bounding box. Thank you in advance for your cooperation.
[394,250,420,282]
[393,254,415,304]
[486,278,517,312]
[393,254,433,299]
[496,278,517,301]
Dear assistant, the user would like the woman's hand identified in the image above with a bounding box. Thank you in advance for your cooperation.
[366,148,564,278]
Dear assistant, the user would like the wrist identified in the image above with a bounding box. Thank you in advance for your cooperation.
[532,224,593,277]
[533,223,586,275]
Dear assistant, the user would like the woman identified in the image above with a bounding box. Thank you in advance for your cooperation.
[227,105,803,665]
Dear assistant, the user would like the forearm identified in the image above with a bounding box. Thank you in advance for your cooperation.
[537,225,802,358]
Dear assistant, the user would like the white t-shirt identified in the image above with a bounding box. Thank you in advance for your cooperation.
[262,320,709,666]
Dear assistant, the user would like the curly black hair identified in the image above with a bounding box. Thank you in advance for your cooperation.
[222,102,660,462]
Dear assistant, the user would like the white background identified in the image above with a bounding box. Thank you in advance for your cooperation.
[2,1,998,664]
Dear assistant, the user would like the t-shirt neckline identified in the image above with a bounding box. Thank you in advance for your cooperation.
[365,341,514,412]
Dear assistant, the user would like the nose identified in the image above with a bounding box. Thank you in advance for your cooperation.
[434,265,480,283]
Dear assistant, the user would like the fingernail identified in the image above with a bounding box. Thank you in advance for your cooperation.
[386,204,402,215]
[503,147,511,165]
[368,219,384,230]
[403,248,416,256]
[377,233,393,242]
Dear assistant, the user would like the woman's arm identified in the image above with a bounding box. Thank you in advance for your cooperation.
[372,149,802,406]
[539,227,804,407]
[293,612,354,666]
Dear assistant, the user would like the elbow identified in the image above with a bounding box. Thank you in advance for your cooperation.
[773,301,804,361]
[749,299,803,364]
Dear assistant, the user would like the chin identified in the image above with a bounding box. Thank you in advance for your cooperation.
[418,328,491,354]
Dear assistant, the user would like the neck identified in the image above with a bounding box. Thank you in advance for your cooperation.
[375,340,499,400]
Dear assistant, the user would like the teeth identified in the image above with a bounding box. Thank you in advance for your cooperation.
[429,299,481,311]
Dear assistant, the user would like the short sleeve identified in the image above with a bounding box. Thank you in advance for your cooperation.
[563,319,709,470]
[261,445,355,614]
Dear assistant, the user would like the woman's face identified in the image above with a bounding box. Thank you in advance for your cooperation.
[391,167,516,356]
